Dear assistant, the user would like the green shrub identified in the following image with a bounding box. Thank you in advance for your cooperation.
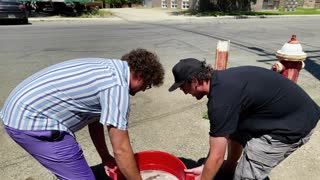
[203,111,208,119]
[107,0,127,8]
[105,0,142,8]
[80,9,113,18]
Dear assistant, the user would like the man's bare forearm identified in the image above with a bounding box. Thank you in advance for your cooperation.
[88,120,110,159]
[113,145,142,180]
[222,139,243,173]
[201,153,224,180]
[108,126,142,180]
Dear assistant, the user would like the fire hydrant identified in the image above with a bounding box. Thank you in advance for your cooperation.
[272,35,307,83]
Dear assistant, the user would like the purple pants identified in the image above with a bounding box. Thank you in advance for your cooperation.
[4,125,95,180]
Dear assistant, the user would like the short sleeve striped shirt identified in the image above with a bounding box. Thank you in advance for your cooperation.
[0,58,130,134]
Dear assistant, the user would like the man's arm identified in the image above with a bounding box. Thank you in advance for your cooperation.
[201,136,228,180]
[107,126,142,180]
[221,139,243,174]
[88,120,115,167]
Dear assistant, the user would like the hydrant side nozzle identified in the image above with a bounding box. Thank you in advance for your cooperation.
[272,62,285,73]
[301,61,305,69]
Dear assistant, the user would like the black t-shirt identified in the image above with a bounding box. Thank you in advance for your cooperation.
[207,66,320,143]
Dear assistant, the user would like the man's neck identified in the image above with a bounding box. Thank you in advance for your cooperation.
[199,79,211,95]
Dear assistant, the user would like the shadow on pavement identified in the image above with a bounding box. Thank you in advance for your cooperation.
[167,11,185,16]
[179,157,270,180]
[90,160,270,180]
[179,156,206,168]
[0,20,31,25]
[91,164,113,180]
[180,157,233,180]
[29,11,56,17]
[252,48,320,81]
[304,55,320,81]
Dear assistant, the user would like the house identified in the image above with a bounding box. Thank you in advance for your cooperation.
[144,0,196,9]
[252,0,305,11]
[303,0,320,8]
[145,0,318,10]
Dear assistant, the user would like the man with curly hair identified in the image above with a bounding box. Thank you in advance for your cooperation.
[0,48,164,180]
[169,58,319,180]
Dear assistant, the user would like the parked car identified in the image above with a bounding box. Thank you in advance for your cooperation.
[0,0,28,24]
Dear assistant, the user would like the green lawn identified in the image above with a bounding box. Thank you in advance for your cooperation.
[184,8,320,17]
[272,8,320,15]
[184,10,278,16]
[80,9,114,18]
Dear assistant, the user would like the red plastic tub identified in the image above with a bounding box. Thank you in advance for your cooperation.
[109,150,195,180]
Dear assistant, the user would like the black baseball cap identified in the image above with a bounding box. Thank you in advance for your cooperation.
[168,58,204,92]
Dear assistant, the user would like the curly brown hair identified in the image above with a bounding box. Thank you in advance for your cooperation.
[121,48,165,87]
[186,61,215,83]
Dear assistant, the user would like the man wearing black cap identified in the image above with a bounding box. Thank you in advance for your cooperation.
[169,58,320,180]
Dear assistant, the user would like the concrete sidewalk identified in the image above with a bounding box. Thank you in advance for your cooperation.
[107,8,200,21]
[28,8,320,23]
[28,8,203,22]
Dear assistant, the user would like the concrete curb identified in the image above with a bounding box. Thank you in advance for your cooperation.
[29,16,122,22]
[28,14,320,22]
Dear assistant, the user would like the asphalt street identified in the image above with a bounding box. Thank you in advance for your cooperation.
[0,8,319,180]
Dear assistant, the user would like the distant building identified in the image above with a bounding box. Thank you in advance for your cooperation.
[147,0,317,10]
[252,0,306,11]
[251,0,281,11]
[303,0,320,8]
[144,0,195,9]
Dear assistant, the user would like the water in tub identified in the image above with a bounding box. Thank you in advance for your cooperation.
[141,170,179,180]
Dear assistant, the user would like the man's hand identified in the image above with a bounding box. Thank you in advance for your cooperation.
[184,165,204,180]
[108,126,142,180]
[102,154,116,175]
[201,136,228,180]
[88,120,119,177]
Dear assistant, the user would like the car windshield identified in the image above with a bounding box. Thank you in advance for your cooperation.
[0,0,20,2]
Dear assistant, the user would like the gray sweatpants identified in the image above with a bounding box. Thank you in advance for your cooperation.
[233,130,314,180]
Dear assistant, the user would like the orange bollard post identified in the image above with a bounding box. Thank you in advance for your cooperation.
[214,40,230,70]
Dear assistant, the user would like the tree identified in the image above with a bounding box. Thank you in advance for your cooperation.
[198,0,257,11]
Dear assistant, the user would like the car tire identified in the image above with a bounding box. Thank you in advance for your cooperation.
[21,18,28,24]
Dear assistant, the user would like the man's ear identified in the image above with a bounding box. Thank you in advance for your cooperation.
[192,78,199,84]
[131,73,143,82]
[136,73,144,81]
